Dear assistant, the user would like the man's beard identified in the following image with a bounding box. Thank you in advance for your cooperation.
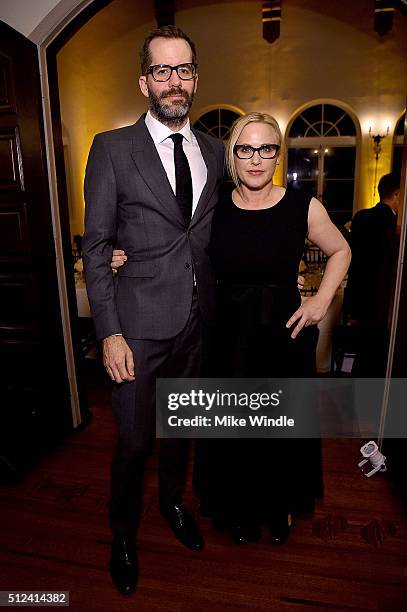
[148,85,194,128]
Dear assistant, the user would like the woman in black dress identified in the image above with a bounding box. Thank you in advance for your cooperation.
[110,112,351,545]
[204,112,350,544]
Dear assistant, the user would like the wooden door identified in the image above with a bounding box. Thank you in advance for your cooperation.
[0,20,72,480]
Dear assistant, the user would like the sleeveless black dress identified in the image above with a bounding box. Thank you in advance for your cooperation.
[200,186,323,525]
[210,187,316,378]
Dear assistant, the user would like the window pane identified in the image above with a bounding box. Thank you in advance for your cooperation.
[199,110,218,129]
[323,179,354,213]
[323,147,356,179]
[193,109,241,142]
[305,121,323,137]
[302,105,322,125]
[221,109,241,126]
[207,125,221,138]
[289,116,310,137]
[219,125,232,140]
[287,179,318,197]
[287,148,319,180]
[336,113,356,136]
[323,122,340,137]
[324,104,344,124]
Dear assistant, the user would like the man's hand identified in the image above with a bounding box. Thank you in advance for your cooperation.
[103,335,135,383]
[111,249,127,274]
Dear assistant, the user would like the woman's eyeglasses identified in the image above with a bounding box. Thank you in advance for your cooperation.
[234,144,280,159]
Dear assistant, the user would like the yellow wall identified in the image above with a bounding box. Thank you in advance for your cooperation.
[57,0,156,236]
[57,0,407,237]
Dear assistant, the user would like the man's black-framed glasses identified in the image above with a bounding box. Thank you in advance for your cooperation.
[234,144,280,159]
[146,63,198,82]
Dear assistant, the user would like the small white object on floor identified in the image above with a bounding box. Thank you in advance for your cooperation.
[358,441,387,477]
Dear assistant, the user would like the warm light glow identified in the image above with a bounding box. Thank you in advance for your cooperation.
[364,117,395,137]
[362,118,375,134]
[324,148,329,153]
[313,149,318,154]
[382,119,392,133]
[273,116,288,137]
[359,135,393,211]
[113,118,137,129]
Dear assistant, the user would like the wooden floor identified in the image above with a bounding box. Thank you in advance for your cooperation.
[1,373,407,612]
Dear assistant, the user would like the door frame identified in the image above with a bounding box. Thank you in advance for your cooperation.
[378,107,407,446]
[26,0,114,427]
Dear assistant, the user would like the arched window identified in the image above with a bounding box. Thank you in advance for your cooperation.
[392,112,405,179]
[286,103,358,228]
[193,107,243,141]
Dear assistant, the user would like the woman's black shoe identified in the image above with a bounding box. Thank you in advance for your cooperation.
[268,514,291,545]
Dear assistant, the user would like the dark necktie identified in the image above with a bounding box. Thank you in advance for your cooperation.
[169,133,193,225]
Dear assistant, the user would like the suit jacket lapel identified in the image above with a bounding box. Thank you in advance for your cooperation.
[191,128,219,227]
[130,117,184,226]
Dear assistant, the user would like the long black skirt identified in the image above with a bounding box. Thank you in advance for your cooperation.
[193,283,324,522]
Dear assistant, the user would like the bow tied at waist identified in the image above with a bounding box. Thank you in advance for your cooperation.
[216,280,299,326]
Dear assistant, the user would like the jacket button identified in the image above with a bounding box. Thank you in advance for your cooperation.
[185,262,191,269]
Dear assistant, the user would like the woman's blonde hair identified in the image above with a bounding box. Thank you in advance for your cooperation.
[226,112,282,187]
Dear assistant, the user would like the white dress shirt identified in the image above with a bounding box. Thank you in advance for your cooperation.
[144,111,207,215]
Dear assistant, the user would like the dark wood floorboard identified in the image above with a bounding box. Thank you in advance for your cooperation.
[1,374,406,611]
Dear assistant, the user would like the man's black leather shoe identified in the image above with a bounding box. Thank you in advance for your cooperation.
[160,503,205,551]
[229,522,262,545]
[109,538,139,595]
[269,514,290,545]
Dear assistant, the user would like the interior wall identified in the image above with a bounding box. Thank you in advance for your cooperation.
[55,0,407,237]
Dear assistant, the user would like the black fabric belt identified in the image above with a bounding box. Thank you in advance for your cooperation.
[216,280,297,326]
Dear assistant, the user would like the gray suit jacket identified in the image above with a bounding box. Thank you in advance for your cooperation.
[82,114,225,341]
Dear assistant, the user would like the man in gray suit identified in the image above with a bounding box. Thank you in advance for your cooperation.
[82,25,224,595]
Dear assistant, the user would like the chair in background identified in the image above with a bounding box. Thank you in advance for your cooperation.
[300,286,318,297]
[303,244,328,266]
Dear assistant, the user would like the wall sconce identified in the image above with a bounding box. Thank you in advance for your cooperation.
[369,126,390,160]
[368,125,390,203]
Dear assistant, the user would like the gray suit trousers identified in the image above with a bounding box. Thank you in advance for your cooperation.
[109,294,202,538]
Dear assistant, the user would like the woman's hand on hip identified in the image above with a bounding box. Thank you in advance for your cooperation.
[111,249,127,274]
[286,295,330,339]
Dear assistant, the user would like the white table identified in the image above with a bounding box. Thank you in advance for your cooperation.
[75,285,92,318]
[316,283,345,372]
